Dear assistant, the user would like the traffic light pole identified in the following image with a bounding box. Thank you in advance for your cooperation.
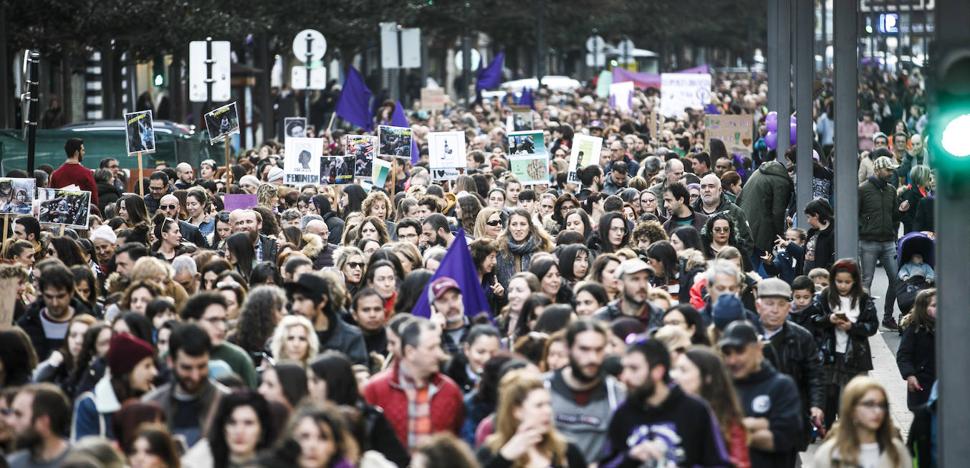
[832,0,858,260]
[25,50,39,175]
[794,0,813,228]
[775,0,792,159]
[934,0,970,465]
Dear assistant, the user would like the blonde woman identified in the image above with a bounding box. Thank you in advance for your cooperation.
[477,369,585,467]
[812,376,911,468]
[474,207,505,240]
[270,315,320,367]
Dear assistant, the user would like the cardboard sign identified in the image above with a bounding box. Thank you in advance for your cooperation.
[428,131,466,170]
[37,189,91,229]
[660,73,712,117]
[567,135,603,184]
[421,88,446,111]
[609,81,635,113]
[125,110,156,155]
[204,102,240,144]
[283,137,324,186]
[704,114,754,158]
[223,194,258,211]
[379,125,413,159]
[320,155,355,185]
[0,178,35,215]
[508,130,548,185]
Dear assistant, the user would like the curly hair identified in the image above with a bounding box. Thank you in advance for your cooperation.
[632,220,668,247]
[700,212,742,259]
[121,280,165,312]
[270,315,320,365]
[235,285,288,354]
[362,191,393,220]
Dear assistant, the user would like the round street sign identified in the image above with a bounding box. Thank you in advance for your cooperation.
[454,49,481,71]
[293,29,327,63]
[586,35,605,53]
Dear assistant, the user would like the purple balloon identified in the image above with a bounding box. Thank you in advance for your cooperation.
[790,124,797,146]
[766,131,778,150]
[766,112,778,133]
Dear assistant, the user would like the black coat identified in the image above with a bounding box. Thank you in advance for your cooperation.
[17,298,94,361]
[96,181,122,213]
[811,293,879,373]
[804,223,835,273]
[178,220,208,249]
[897,324,936,410]
[764,322,825,450]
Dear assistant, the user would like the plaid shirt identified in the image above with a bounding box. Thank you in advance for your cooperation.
[399,371,435,449]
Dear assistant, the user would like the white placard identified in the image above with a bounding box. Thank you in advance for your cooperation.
[428,131,466,170]
[660,73,712,117]
[291,66,327,90]
[189,41,231,102]
[567,134,603,184]
[283,137,324,186]
[609,81,635,113]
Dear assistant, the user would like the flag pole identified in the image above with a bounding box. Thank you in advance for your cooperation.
[225,140,232,188]
[137,152,144,197]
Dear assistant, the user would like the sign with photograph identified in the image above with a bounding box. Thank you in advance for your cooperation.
[660,73,712,117]
[379,125,413,159]
[346,135,379,178]
[704,114,754,158]
[124,110,155,155]
[284,117,308,140]
[567,134,603,184]
[204,102,240,144]
[37,189,90,229]
[508,130,545,156]
[0,178,35,215]
[508,130,548,185]
[283,137,324,186]
[428,131,466,170]
[506,110,534,133]
[321,155,355,184]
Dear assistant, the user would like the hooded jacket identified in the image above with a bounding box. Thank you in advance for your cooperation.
[737,161,793,252]
[734,362,803,468]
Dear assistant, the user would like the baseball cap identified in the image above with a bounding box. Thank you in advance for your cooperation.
[284,273,328,303]
[429,277,461,301]
[718,320,760,350]
[873,156,898,171]
[589,120,605,129]
[757,277,792,300]
[613,259,654,279]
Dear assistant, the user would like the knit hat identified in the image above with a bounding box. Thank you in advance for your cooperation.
[712,294,744,331]
[90,225,117,244]
[873,156,898,171]
[107,333,154,376]
[267,166,285,183]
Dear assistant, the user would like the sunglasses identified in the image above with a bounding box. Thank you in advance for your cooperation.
[486,219,502,227]
[347,262,364,269]
[161,204,178,210]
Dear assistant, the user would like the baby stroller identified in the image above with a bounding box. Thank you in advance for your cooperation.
[896,232,935,316]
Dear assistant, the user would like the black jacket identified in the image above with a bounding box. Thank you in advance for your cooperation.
[478,442,586,468]
[178,220,208,249]
[764,322,825,419]
[17,298,94,361]
[811,293,879,372]
[323,212,345,245]
[95,181,122,213]
[316,311,368,365]
[734,362,803,468]
[897,324,935,410]
[804,223,835,273]
[858,176,903,242]
[258,234,279,264]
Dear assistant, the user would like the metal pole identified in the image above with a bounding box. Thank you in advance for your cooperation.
[794,0,813,228]
[934,0,970,464]
[397,26,405,104]
[461,34,471,104]
[204,37,213,112]
[767,0,779,111]
[833,0,858,260]
[25,51,39,174]
[0,6,9,128]
[593,28,599,74]
[777,0,792,159]
[305,33,312,118]
[536,0,546,86]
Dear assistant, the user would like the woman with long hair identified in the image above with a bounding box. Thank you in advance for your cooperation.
[487,187,507,210]
[456,194,483,234]
[270,314,320,366]
[209,211,232,251]
[356,216,391,246]
[897,288,936,410]
[335,247,366,297]
[69,324,112,399]
[261,404,359,468]
[363,259,399,316]
[812,376,910,467]
[120,280,164,316]
[307,351,409,466]
[232,285,288,368]
[645,240,681,300]
[812,258,879,428]
[562,209,593,243]
[573,281,609,317]
[470,239,506,312]
[495,208,554,288]
[528,256,572,305]
[478,369,586,467]
[596,212,630,254]
[127,424,181,468]
[474,207,505,240]
[150,215,182,262]
[513,294,553,341]
[499,272,539,343]
[556,243,591,289]
[0,327,38,387]
[203,389,276,468]
[118,195,151,228]
[341,185,367,216]
[71,264,102,317]
[444,324,502,394]
[258,361,308,409]
[225,232,256,281]
[700,212,744,260]
[588,253,622,301]
[669,225,704,253]
[201,258,232,291]
[672,346,749,468]
[46,236,87,267]
[32,315,97,394]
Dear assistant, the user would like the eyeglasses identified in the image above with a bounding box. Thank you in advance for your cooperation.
[486,219,502,227]
[347,262,364,269]
[713,227,731,233]
[161,204,178,210]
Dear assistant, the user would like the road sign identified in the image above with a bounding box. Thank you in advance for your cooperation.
[291,66,327,90]
[454,49,481,71]
[586,35,605,53]
[617,38,636,64]
[586,53,606,67]
[293,29,326,63]
[380,23,422,69]
[188,40,231,103]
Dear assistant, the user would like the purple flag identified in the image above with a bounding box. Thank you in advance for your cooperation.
[517,88,534,109]
[335,66,374,131]
[411,229,492,320]
[389,101,421,165]
[475,52,505,92]
[223,194,257,211]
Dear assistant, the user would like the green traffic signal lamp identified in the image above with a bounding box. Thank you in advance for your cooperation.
[153,56,166,88]
[930,46,970,193]
[941,114,970,157]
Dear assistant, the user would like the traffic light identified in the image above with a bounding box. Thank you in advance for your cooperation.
[153,56,166,87]
[928,45,970,189]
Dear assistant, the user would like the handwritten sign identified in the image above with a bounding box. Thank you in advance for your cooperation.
[704,114,754,158]
[660,73,712,117]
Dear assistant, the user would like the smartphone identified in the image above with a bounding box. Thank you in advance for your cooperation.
[834,312,848,321]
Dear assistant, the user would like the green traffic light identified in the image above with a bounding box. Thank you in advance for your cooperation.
[941,114,970,157]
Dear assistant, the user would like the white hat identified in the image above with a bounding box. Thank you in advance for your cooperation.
[90,225,117,244]
[267,166,284,183]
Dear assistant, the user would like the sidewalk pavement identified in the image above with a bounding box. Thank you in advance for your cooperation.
[869,331,911,439]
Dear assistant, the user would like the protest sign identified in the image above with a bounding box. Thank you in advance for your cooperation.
[204,102,240,143]
[431,168,461,181]
[421,87,446,111]
[508,130,545,156]
[567,134,603,184]
[704,114,754,158]
[660,73,712,117]
[609,81,635,113]
[37,189,90,229]
[379,125,413,159]
[320,155,355,184]
[0,178,35,216]
[373,157,393,189]
[124,110,155,155]
[506,110,534,133]
[284,117,307,140]
[346,135,379,178]
[223,194,258,211]
[428,132,466,170]
[508,130,548,185]
[283,137,324,186]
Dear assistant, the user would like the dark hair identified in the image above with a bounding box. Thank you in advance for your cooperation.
[565,318,608,348]
[578,164,603,187]
[399,318,437,357]
[209,390,276,468]
[48,236,86,267]
[469,239,499,272]
[575,281,608,305]
[514,294,553,339]
[670,226,704,252]
[464,324,501,348]
[128,424,180,468]
[534,304,573,334]
[663,304,710,345]
[557,243,591,283]
[351,287,383,311]
[179,291,228,321]
[270,362,309,408]
[14,216,40,241]
[598,212,629,252]
[627,337,671,386]
[791,275,815,293]
[23,383,72,438]
[665,181,690,205]
[226,232,257,280]
[70,324,110,388]
[805,198,833,223]
[146,297,176,324]
[423,212,450,234]
[308,351,359,406]
[0,328,38,387]
[364,259,399,291]
[114,312,153,343]
[200,258,232,289]
[824,258,865,309]
[646,240,679,282]
[38,261,75,293]
[282,255,312,277]
[562,208,592,239]
[65,138,84,158]
[149,171,169,185]
[395,269,434,314]
[169,323,212,360]
[70,264,99,311]
[119,195,151,227]
[342,185,367,215]
[396,218,422,237]
[250,261,282,286]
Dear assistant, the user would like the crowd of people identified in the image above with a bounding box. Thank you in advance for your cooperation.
[0,66,937,468]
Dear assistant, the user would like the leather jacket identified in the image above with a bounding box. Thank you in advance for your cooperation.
[765,322,825,411]
[811,293,879,372]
